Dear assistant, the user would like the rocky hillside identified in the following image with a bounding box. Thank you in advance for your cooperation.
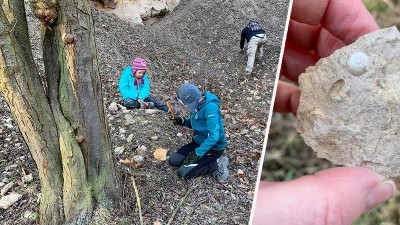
[0,0,289,224]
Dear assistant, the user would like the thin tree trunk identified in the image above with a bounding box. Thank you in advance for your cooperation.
[0,0,120,224]
[0,2,64,224]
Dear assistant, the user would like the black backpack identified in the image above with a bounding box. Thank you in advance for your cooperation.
[247,21,263,32]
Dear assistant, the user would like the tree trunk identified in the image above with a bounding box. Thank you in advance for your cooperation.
[0,1,120,224]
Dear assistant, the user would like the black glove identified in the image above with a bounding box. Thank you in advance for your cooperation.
[172,116,184,125]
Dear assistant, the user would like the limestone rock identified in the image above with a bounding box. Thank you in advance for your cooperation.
[114,147,125,155]
[133,155,144,163]
[1,182,14,196]
[111,0,180,25]
[150,136,159,141]
[297,27,400,177]
[108,102,118,111]
[126,134,134,143]
[0,193,22,209]
[124,114,135,125]
[22,174,33,183]
[145,109,158,114]
[23,210,38,221]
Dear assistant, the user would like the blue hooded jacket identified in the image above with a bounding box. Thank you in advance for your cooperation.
[181,92,227,157]
[118,66,150,100]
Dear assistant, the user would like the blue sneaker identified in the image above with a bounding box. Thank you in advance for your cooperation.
[213,156,229,181]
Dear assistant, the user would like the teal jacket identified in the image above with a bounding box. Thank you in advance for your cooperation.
[118,66,150,100]
[182,92,227,157]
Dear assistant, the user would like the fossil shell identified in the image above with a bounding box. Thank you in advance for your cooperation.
[297,27,400,178]
[346,51,369,76]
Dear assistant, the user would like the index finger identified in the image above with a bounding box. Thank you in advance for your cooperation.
[292,0,378,44]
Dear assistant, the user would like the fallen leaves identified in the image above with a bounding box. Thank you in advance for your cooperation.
[119,159,143,168]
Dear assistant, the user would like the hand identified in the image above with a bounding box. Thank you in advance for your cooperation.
[137,99,147,109]
[172,116,184,125]
[252,167,396,225]
[275,0,379,115]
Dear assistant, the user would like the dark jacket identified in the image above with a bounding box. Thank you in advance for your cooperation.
[240,26,265,49]
[181,92,227,157]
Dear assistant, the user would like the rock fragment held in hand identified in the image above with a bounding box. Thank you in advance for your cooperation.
[297,27,400,178]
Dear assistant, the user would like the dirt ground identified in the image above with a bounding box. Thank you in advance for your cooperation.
[0,0,290,224]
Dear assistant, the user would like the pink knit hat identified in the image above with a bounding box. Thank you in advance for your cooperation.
[132,58,147,72]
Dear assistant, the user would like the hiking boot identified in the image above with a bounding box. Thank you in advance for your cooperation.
[145,102,155,109]
[244,68,252,76]
[213,155,229,182]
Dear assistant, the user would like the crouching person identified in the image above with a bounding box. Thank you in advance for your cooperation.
[118,57,169,111]
[168,83,229,181]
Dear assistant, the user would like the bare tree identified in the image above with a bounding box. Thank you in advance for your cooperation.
[0,0,120,224]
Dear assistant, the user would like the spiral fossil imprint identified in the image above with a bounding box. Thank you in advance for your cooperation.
[297,27,400,178]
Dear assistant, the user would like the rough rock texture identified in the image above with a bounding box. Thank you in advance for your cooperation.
[297,27,400,178]
[108,0,180,25]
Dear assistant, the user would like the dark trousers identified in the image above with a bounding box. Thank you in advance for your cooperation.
[169,141,223,179]
[123,97,169,112]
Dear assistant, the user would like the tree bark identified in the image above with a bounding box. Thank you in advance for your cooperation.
[0,0,120,224]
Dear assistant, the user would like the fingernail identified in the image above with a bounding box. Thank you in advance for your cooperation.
[366,179,396,211]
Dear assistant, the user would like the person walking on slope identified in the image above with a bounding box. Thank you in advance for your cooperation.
[118,57,169,111]
[168,83,229,181]
[240,21,268,75]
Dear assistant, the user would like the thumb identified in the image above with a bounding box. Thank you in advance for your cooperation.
[252,167,396,225]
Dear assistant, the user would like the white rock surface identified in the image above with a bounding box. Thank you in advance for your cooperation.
[108,102,118,111]
[0,193,22,209]
[22,174,33,183]
[1,182,14,196]
[124,114,135,125]
[114,147,125,155]
[133,155,145,163]
[297,27,400,177]
[150,136,159,141]
[145,109,158,114]
[126,134,134,143]
[23,210,38,221]
[112,0,180,25]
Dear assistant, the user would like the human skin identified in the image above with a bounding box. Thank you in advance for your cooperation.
[274,0,379,115]
[253,167,396,225]
[134,69,146,79]
[253,0,396,224]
